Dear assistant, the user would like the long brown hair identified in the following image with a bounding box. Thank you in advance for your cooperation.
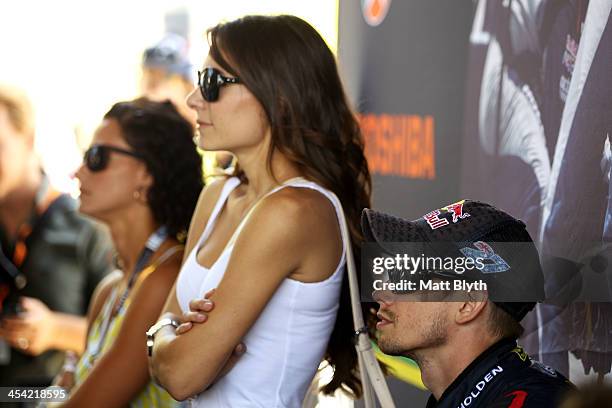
[208,15,372,397]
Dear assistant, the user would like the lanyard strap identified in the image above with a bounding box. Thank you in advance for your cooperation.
[113,226,168,316]
[92,226,168,362]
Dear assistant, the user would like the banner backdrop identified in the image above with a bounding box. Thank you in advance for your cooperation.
[338,0,474,403]
[339,0,612,392]
[338,0,474,219]
[462,0,612,383]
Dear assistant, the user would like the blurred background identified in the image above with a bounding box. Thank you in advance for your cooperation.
[0,0,338,194]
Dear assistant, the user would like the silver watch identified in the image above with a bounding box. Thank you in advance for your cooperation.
[147,317,180,357]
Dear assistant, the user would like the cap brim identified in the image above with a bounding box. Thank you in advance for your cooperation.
[361,208,422,246]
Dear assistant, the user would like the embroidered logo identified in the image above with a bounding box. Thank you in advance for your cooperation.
[442,201,471,223]
[511,346,528,362]
[423,200,470,230]
[459,241,510,273]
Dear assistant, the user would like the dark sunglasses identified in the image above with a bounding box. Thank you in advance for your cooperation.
[197,67,240,102]
[83,144,144,172]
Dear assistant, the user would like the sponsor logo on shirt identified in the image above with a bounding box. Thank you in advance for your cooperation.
[457,365,504,408]
[511,346,528,362]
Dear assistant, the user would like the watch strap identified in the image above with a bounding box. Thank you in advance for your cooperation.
[147,317,180,356]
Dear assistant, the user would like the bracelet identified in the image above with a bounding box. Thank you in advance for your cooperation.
[146,317,180,357]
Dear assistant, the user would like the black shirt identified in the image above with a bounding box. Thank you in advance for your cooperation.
[426,338,573,408]
[0,180,113,387]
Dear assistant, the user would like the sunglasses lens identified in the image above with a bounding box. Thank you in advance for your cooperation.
[84,146,107,172]
[200,68,219,102]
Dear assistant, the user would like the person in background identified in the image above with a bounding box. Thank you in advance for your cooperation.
[55,98,203,407]
[0,84,113,392]
[149,15,372,407]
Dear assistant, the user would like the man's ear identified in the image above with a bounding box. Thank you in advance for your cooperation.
[454,291,489,325]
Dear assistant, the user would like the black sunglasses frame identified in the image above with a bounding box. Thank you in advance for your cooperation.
[83,144,144,172]
[197,67,240,102]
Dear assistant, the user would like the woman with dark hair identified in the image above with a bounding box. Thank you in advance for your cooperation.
[149,15,371,407]
[55,98,203,407]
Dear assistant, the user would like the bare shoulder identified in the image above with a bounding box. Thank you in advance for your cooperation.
[97,269,124,290]
[259,186,339,233]
[237,185,342,282]
[87,269,123,323]
[238,186,340,251]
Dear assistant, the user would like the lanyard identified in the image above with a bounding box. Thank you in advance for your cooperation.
[113,226,168,315]
[90,226,168,363]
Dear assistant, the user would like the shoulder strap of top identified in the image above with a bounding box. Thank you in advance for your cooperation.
[196,177,241,249]
[225,177,303,247]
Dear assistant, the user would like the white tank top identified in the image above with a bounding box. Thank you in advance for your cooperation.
[176,177,347,408]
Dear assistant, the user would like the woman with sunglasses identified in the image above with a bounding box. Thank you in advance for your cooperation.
[55,98,203,407]
[149,15,372,407]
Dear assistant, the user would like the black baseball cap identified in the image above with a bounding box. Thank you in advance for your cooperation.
[361,199,545,322]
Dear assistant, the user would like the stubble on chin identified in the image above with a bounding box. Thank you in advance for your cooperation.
[377,310,448,360]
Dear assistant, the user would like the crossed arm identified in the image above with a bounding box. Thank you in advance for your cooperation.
[148,178,343,401]
[149,192,308,400]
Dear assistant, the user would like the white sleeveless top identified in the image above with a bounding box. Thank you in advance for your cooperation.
[176,177,347,408]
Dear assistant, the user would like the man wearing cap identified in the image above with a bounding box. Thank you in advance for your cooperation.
[362,200,573,407]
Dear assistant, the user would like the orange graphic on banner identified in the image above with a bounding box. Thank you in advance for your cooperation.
[370,0,382,18]
[359,114,435,180]
[362,0,392,26]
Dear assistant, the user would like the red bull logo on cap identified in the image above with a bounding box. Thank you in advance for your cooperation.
[424,200,470,230]
[361,0,392,27]
[442,200,470,223]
